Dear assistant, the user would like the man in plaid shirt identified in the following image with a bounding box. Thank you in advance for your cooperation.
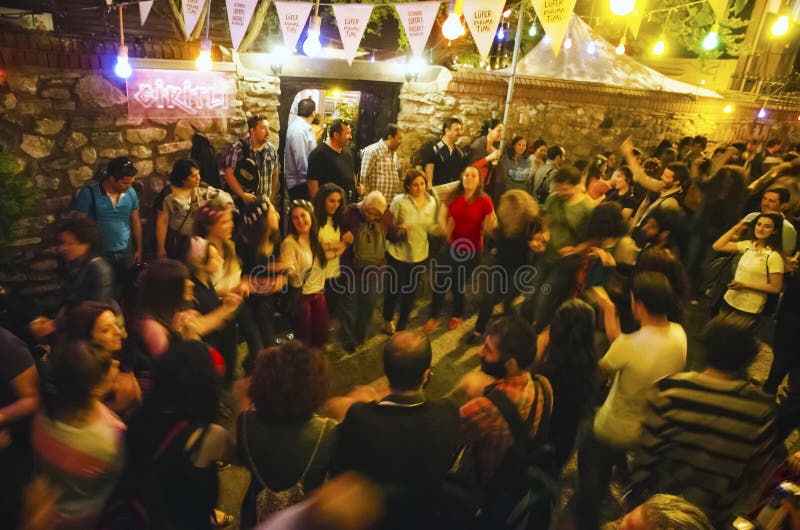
[459,316,553,486]
[224,115,279,207]
[360,124,403,202]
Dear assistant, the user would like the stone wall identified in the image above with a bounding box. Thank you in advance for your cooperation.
[0,64,279,301]
[397,69,800,162]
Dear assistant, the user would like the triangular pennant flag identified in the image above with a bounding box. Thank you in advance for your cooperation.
[733,0,749,15]
[331,3,374,66]
[462,0,506,61]
[182,0,206,38]
[393,2,440,58]
[627,8,644,39]
[226,0,259,50]
[707,0,729,21]
[139,0,154,26]
[531,0,579,55]
[275,1,314,52]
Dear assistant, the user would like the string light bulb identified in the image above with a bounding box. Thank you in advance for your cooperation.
[757,107,767,119]
[616,35,627,55]
[564,37,573,49]
[442,0,465,43]
[771,15,789,36]
[497,27,506,40]
[528,23,538,37]
[653,34,665,55]
[724,104,733,113]
[586,40,597,54]
[610,0,635,17]
[196,39,212,71]
[114,5,131,79]
[303,14,323,57]
[702,23,720,50]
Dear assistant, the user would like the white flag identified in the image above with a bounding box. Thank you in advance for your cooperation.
[331,3,374,65]
[393,2,440,58]
[531,0,578,55]
[139,0,154,27]
[462,0,506,61]
[226,0,259,50]
[274,1,314,52]
[182,0,206,38]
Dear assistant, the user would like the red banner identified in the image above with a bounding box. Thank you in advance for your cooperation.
[127,69,237,119]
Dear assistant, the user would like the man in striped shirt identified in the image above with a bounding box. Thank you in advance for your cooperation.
[631,314,777,525]
[360,124,403,202]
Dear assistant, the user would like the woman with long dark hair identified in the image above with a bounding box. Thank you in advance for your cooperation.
[585,154,610,201]
[313,183,349,319]
[281,200,329,347]
[467,118,503,187]
[536,299,600,471]
[57,216,114,307]
[424,166,497,333]
[494,135,532,201]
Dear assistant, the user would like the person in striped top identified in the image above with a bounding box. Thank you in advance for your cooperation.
[630,314,777,525]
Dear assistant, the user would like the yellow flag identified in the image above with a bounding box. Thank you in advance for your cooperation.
[627,8,644,39]
[708,0,729,21]
[531,0,579,55]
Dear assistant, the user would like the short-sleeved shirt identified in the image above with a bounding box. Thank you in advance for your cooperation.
[594,323,687,448]
[724,240,784,314]
[604,188,637,213]
[543,194,595,258]
[225,137,278,200]
[307,143,357,203]
[742,212,797,254]
[318,220,341,279]
[74,182,139,252]
[448,194,493,252]
[421,140,467,186]
[284,118,317,190]
[157,186,232,236]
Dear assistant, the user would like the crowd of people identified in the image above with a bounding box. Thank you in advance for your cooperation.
[2,102,800,530]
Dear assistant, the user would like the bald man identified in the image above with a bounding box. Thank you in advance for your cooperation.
[332,332,463,530]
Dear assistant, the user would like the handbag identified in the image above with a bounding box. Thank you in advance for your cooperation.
[241,411,327,522]
[165,194,197,261]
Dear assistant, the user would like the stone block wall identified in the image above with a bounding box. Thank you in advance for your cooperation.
[0,65,279,301]
[396,69,800,163]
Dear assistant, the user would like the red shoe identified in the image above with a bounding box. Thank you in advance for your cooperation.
[448,317,463,330]
[422,319,439,334]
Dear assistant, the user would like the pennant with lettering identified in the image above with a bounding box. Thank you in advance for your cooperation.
[462,0,506,61]
[182,0,206,38]
[226,0,259,50]
[275,1,314,52]
[531,0,578,55]
[707,0,729,21]
[393,2,440,58]
[627,8,644,39]
[139,0,154,26]
[331,3,374,65]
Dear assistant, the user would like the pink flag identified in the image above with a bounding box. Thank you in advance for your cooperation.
[393,2,440,58]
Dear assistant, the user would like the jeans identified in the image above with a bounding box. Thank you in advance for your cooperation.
[340,269,384,345]
[429,245,479,319]
[105,248,133,302]
[576,430,628,530]
[238,294,278,372]
[293,292,329,348]
[383,254,425,331]
[530,255,581,333]
[765,312,800,394]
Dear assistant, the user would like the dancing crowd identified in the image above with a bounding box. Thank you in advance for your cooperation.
[2,102,800,530]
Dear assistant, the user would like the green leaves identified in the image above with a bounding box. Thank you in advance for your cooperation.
[0,143,39,245]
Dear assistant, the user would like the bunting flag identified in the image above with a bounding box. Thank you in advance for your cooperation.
[182,0,206,38]
[331,3,374,65]
[707,0,729,21]
[139,0,154,26]
[393,2,440,58]
[462,0,506,61]
[226,0,259,50]
[793,0,800,22]
[627,8,644,39]
[531,0,578,55]
[275,1,314,52]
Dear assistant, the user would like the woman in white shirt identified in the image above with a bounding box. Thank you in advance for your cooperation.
[383,169,439,333]
[281,200,329,347]
[712,212,784,323]
[313,184,350,320]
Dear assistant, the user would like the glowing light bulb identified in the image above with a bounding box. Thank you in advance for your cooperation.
[653,35,665,56]
[724,104,733,113]
[543,34,551,45]
[528,24,537,37]
[772,15,789,36]
[610,0,635,17]
[497,27,506,40]
[442,12,464,40]
[196,39,212,71]
[615,36,627,55]
[757,107,767,119]
[564,37,573,50]
[303,16,323,57]
[586,40,597,54]
[702,24,719,51]
[114,45,132,79]
[502,8,512,18]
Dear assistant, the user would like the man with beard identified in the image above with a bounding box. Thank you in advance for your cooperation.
[633,206,684,257]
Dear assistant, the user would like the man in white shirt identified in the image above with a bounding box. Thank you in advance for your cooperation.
[283,98,317,201]
[576,272,687,530]
[741,187,797,254]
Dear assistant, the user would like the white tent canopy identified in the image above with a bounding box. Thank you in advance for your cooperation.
[500,15,721,98]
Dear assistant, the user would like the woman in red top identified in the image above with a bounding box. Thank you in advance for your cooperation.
[424,166,497,333]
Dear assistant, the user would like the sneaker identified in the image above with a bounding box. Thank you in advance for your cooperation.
[422,319,439,334]
[383,320,396,335]
[448,317,463,330]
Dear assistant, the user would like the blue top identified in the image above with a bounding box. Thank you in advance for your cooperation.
[283,117,317,190]
[75,183,139,252]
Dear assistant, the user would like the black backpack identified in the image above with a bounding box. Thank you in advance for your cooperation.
[534,167,556,205]
[480,375,557,530]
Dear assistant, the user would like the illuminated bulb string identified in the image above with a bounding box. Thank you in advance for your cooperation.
[114,5,131,79]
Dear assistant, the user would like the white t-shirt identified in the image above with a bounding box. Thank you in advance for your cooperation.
[723,240,784,314]
[594,322,687,447]
[318,220,341,279]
